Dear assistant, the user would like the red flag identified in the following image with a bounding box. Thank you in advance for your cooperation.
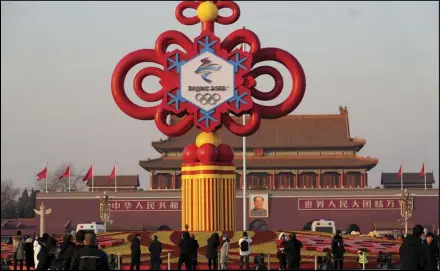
[420,163,425,177]
[37,167,48,181]
[58,165,70,180]
[397,165,402,180]
[82,165,93,182]
[108,165,116,183]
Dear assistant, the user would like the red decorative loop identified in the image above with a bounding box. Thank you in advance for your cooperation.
[252,48,306,119]
[155,30,195,58]
[154,108,194,137]
[221,28,261,55]
[222,107,261,136]
[133,67,166,103]
[249,66,283,101]
[215,1,240,25]
[175,1,200,25]
[111,49,163,120]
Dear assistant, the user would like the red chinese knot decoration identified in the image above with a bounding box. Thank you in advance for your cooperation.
[111,0,306,138]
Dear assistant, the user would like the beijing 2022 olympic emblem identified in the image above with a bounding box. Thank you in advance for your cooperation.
[111,1,306,138]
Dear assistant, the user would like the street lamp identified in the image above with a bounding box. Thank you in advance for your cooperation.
[396,189,415,236]
[96,191,114,231]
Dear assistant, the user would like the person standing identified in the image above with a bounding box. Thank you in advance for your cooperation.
[177,231,191,270]
[283,233,302,270]
[189,234,199,271]
[331,230,345,270]
[399,224,427,270]
[206,233,220,270]
[149,235,163,270]
[12,231,25,271]
[130,234,141,271]
[23,237,35,270]
[69,231,109,270]
[424,232,439,270]
[277,233,288,270]
[33,235,41,269]
[220,235,230,270]
[238,231,253,270]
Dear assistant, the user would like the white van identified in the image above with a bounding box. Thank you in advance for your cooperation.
[311,219,336,234]
[76,222,106,234]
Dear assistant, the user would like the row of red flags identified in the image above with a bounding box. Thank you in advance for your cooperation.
[36,164,116,183]
[397,163,427,179]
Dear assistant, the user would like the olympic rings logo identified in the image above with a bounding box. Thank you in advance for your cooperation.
[195,93,221,105]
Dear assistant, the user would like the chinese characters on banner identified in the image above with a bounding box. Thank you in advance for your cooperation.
[298,198,408,210]
[110,200,181,211]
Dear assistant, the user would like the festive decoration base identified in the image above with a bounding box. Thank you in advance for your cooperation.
[181,162,236,231]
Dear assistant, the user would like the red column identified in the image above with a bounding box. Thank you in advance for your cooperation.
[294,172,298,188]
[240,173,243,189]
[172,172,176,189]
[150,171,154,190]
[365,172,368,187]
[316,171,321,188]
[272,172,276,189]
[339,171,344,188]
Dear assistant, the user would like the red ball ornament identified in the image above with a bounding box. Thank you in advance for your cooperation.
[217,144,234,162]
[182,144,199,163]
[197,143,218,163]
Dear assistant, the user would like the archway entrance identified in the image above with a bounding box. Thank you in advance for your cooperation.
[157,225,171,231]
[249,219,269,231]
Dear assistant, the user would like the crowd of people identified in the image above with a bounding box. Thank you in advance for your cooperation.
[9,224,440,270]
[11,230,109,270]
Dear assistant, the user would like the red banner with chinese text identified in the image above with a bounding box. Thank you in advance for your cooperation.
[298,198,406,211]
[110,200,181,212]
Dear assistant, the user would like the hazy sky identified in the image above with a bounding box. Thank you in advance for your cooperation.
[1,1,439,190]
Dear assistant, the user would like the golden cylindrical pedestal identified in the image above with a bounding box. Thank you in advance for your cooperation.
[181,162,236,231]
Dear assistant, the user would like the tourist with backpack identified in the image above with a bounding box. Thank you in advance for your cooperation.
[69,232,109,270]
[238,231,253,270]
[331,230,345,270]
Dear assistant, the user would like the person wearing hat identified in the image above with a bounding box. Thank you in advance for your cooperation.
[357,249,368,269]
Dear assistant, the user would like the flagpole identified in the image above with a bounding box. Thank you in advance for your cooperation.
[400,160,403,191]
[45,161,48,193]
[424,162,427,191]
[115,162,117,193]
[68,164,71,193]
[92,161,95,193]
[242,36,247,231]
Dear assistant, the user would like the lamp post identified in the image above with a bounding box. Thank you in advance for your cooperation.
[396,189,415,236]
[96,191,114,231]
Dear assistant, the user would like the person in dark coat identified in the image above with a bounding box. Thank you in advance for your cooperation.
[424,232,439,270]
[23,237,35,270]
[189,234,200,271]
[60,234,76,270]
[148,235,162,270]
[399,224,427,270]
[36,233,53,271]
[69,231,109,270]
[331,230,345,270]
[205,232,220,270]
[177,231,191,270]
[130,234,141,271]
[283,233,302,270]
